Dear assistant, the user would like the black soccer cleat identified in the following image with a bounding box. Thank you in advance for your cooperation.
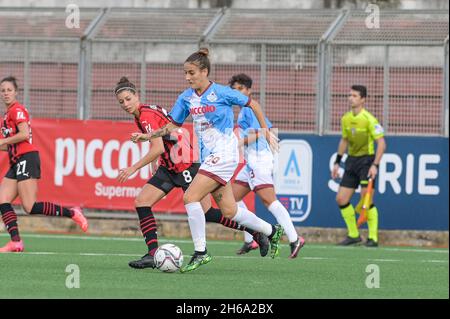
[253,233,270,257]
[289,236,305,259]
[338,236,362,246]
[128,254,156,269]
[365,239,379,247]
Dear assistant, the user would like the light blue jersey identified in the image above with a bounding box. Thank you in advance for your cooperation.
[237,105,273,163]
[169,82,251,161]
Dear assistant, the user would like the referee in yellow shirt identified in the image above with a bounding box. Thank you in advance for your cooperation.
[331,85,386,247]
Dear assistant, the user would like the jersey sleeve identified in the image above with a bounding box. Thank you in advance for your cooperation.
[341,115,348,139]
[168,93,190,126]
[224,86,251,108]
[368,116,385,140]
[11,106,29,125]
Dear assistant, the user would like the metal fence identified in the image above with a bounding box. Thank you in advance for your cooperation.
[0,7,448,136]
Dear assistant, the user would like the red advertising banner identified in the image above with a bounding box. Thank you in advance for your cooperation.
[0,119,254,213]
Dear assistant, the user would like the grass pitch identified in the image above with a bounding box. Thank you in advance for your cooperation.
[0,232,448,299]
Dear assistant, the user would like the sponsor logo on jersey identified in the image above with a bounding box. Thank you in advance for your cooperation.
[1,127,13,137]
[189,105,216,115]
[374,124,384,135]
[206,91,218,102]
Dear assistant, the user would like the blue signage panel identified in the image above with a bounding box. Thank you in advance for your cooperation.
[255,135,449,231]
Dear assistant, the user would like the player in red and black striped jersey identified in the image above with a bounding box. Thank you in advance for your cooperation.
[0,76,88,253]
[114,77,269,269]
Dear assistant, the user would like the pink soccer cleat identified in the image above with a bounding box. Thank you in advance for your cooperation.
[71,206,88,232]
[289,236,305,259]
[0,240,24,253]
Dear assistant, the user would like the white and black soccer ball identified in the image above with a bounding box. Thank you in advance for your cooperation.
[154,244,183,273]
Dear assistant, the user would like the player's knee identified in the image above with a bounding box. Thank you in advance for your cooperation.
[261,196,276,207]
[221,206,235,219]
[134,196,147,207]
[183,192,196,205]
[336,195,347,206]
[22,202,35,214]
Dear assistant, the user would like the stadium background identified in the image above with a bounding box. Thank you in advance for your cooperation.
[0,0,448,245]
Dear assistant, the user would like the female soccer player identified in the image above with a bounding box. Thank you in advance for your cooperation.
[114,77,269,269]
[131,48,283,273]
[229,73,305,259]
[0,76,88,253]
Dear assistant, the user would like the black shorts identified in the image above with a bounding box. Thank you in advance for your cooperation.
[5,151,41,182]
[340,155,375,189]
[148,163,200,194]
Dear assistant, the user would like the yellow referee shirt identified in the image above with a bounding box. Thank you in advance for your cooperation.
[341,109,384,157]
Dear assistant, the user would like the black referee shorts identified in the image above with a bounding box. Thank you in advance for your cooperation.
[5,151,41,182]
[340,155,375,189]
[147,163,200,194]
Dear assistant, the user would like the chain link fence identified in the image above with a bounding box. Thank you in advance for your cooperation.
[326,10,449,136]
[0,8,102,119]
[0,7,448,136]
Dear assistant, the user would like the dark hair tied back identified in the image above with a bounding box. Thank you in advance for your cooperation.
[114,76,137,95]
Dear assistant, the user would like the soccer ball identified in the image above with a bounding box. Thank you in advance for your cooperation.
[154,244,184,273]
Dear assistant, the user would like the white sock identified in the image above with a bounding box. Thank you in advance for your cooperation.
[185,202,206,252]
[238,201,255,243]
[232,205,272,237]
[268,200,298,242]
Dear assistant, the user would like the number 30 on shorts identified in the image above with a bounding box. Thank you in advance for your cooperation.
[182,170,193,183]
[205,155,220,166]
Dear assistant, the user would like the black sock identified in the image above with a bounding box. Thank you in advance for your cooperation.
[0,203,21,242]
[30,202,73,217]
[136,207,158,256]
[204,207,258,237]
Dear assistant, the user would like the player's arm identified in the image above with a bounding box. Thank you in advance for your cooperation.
[331,138,348,179]
[238,128,259,148]
[239,123,277,148]
[118,137,165,183]
[368,137,386,179]
[131,122,179,143]
[0,122,30,148]
[247,99,279,153]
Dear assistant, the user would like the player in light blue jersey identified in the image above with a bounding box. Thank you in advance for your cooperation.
[131,48,283,273]
[230,74,305,259]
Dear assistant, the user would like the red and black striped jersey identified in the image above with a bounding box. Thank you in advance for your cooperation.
[1,101,38,164]
[135,104,193,173]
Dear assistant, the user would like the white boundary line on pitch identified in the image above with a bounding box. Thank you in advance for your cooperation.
[10,251,334,261]
[6,251,448,264]
[1,233,448,254]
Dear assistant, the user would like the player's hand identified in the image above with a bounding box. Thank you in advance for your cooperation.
[118,166,137,183]
[266,130,280,153]
[331,163,340,179]
[131,132,149,143]
[368,165,378,179]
